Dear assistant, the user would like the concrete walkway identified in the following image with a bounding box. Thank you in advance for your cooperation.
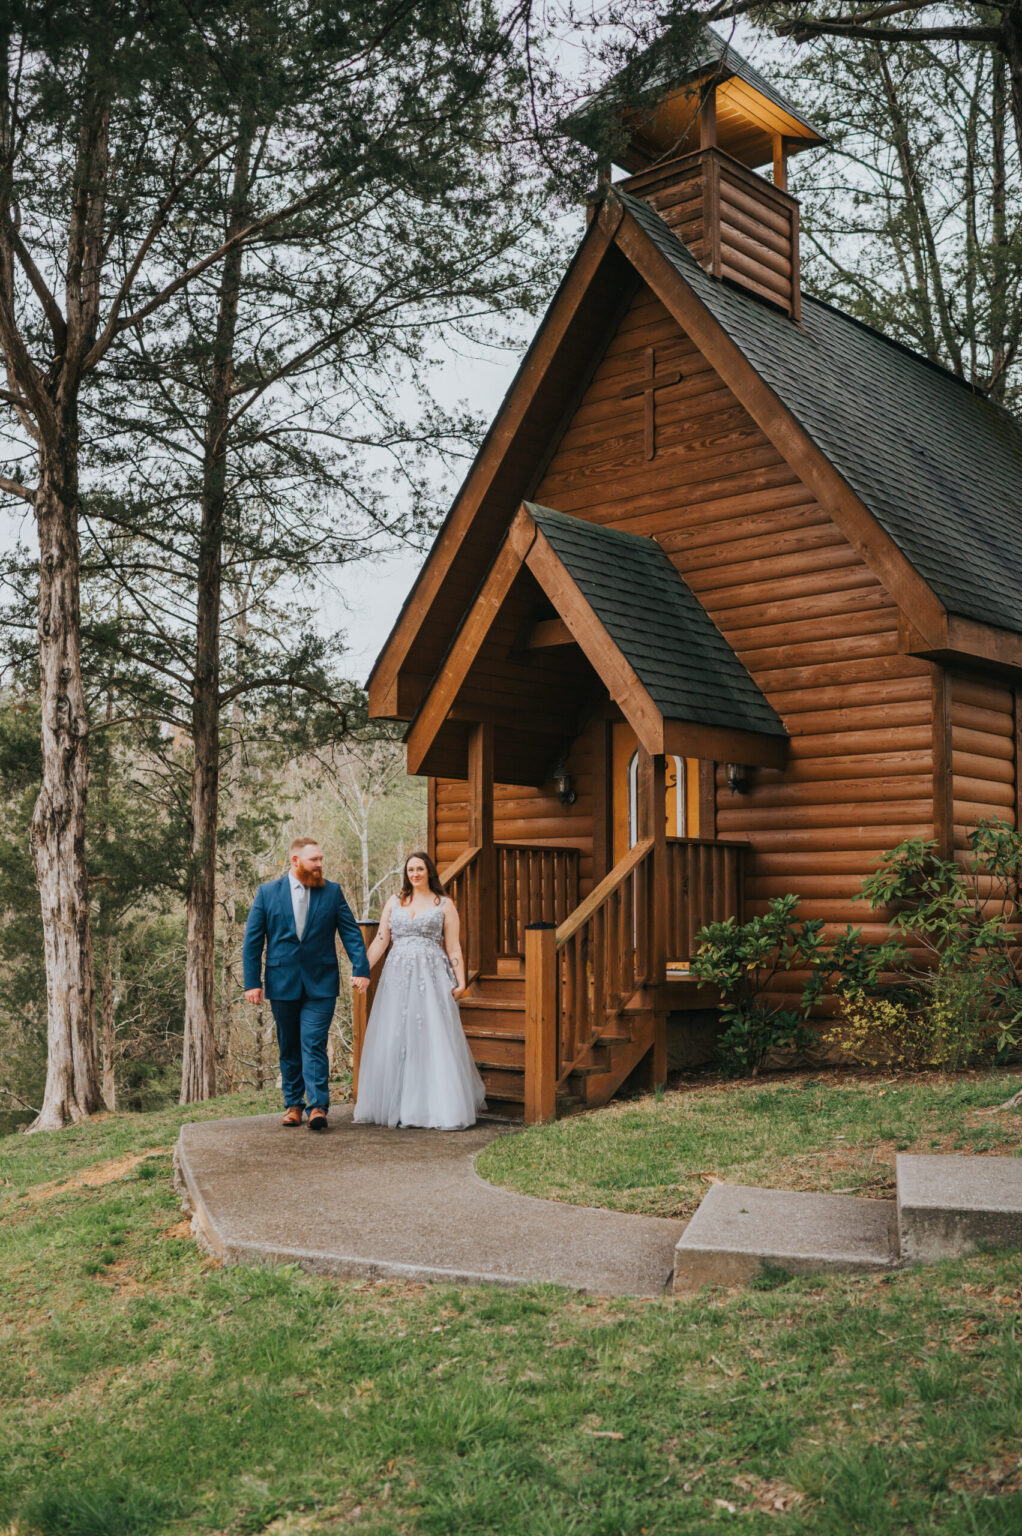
[174,1110,682,1297]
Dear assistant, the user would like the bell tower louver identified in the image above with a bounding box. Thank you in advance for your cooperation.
[585,28,826,322]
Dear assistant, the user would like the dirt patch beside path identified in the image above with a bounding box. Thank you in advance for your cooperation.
[18,1149,165,1203]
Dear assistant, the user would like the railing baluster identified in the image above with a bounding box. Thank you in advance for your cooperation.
[637,859,649,988]
[575,928,587,1063]
[587,909,602,1044]
[622,868,633,1003]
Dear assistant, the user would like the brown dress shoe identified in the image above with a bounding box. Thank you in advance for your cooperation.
[307,1108,329,1132]
[282,1105,304,1127]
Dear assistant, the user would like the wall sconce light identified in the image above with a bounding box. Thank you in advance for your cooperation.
[725,762,749,795]
[552,757,576,806]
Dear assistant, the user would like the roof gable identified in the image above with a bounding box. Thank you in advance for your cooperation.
[370,189,1022,725]
[405,503,787,782]
[525,504,786,740]
[619,189,1022,638]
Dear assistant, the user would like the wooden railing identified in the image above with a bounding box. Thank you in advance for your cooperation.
[664,837,748,962]
[497,843,580,958]
[554,838,655,1080]
[440,844,482,975]
[523,837,750,1121]
[520,839,659,1120]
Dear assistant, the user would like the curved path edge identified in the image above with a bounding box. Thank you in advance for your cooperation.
[174,1110,682,1298]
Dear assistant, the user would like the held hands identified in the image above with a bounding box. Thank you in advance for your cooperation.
[352,976,370,994]
[245,987,263,1005]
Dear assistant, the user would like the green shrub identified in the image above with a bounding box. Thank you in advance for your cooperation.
[693,819,1022,1077]
[691,894,897,1077]
[855,821,1022,1065]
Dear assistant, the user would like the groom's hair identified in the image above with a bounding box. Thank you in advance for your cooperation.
[290,836,319,856]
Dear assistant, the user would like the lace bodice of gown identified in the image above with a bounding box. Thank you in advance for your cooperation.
[388,900,447,949]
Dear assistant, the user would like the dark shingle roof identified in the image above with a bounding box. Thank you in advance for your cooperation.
[525,503,787,740]
[618,188,1022,637]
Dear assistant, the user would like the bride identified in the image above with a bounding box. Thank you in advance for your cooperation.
[353,851,486,1131]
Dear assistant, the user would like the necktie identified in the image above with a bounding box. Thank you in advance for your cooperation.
[294,883,308,940]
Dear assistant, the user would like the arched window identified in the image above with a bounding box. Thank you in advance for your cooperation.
[626,751,686,847]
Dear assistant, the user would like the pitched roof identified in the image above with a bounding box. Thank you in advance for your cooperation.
[525,503,787,740]
[618,188,1022,637]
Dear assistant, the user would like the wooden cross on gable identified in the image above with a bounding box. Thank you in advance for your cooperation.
[619,345,682,460]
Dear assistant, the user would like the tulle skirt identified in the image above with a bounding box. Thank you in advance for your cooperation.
[353,936,486,1131]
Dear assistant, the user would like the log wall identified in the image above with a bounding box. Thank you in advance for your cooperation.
[428,282,1022,1018]
[435,720,598,895]
[950,673,1017,851]
[532,282,938,1011]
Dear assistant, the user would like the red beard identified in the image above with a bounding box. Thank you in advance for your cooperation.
[294,862,325,888]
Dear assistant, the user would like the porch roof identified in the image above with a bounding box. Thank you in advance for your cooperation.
[524,505,786,742]
[404,502,787,783]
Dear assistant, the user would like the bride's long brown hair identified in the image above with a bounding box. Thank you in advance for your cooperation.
[398,850,445,906]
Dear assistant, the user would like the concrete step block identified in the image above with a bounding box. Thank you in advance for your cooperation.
[897,1154,1022,1263]
[673,1183,899,1291]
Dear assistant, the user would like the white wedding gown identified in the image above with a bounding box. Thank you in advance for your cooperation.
[353,900,486,1131]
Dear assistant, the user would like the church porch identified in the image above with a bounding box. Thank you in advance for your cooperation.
[356,502,788,1122]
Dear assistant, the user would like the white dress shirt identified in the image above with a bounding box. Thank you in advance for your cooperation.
[288,870,310,940]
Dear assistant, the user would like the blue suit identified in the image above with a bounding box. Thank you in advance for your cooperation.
[243,876,369,1112]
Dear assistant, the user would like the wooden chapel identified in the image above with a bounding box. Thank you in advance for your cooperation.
[357,28,1022,1122]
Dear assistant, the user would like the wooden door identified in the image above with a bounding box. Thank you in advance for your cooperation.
[611,723,699,864]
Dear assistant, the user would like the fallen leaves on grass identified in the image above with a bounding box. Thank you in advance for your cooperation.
[947,1451,1022,1496]
[733,1474,805,1515]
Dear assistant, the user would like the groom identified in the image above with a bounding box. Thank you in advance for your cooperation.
[243,837,370,1132]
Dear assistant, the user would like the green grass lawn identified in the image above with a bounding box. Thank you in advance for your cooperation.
[1,1075,1021,1536]
[475,1071,1022,1218]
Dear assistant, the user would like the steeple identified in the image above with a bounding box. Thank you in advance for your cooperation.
[585,28,826,321]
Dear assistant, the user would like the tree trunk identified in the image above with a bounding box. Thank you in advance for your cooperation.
[99,935,117,1111]
[29,442,99,1130]
[217,659,246,1095]
[254,1001,266,1088]
[1005,10,1022,180]
[180,128,252,1104]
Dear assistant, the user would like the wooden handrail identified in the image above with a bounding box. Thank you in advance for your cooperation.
[556,837,654,948]
[440,844,482,885]
[666,835,752,850]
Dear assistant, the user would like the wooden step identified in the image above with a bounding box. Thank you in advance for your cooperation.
[478,1066,525,1102]
[459,995,524,1014]
[459,1012,526,1045]
[464,975,526,1002]
[480,1099,525,1122]
[462,1024,526,1043]
[466,1035,525,1070]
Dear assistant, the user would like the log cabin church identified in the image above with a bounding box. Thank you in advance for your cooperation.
[360,29,1022,1122]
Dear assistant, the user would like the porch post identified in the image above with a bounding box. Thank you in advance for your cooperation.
[467,721,497,976]
[636,746,668,1088]
[524,925,557,1123]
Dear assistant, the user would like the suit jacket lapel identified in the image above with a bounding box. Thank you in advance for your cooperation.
[279,876,298,939]
[305,881,323,939]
